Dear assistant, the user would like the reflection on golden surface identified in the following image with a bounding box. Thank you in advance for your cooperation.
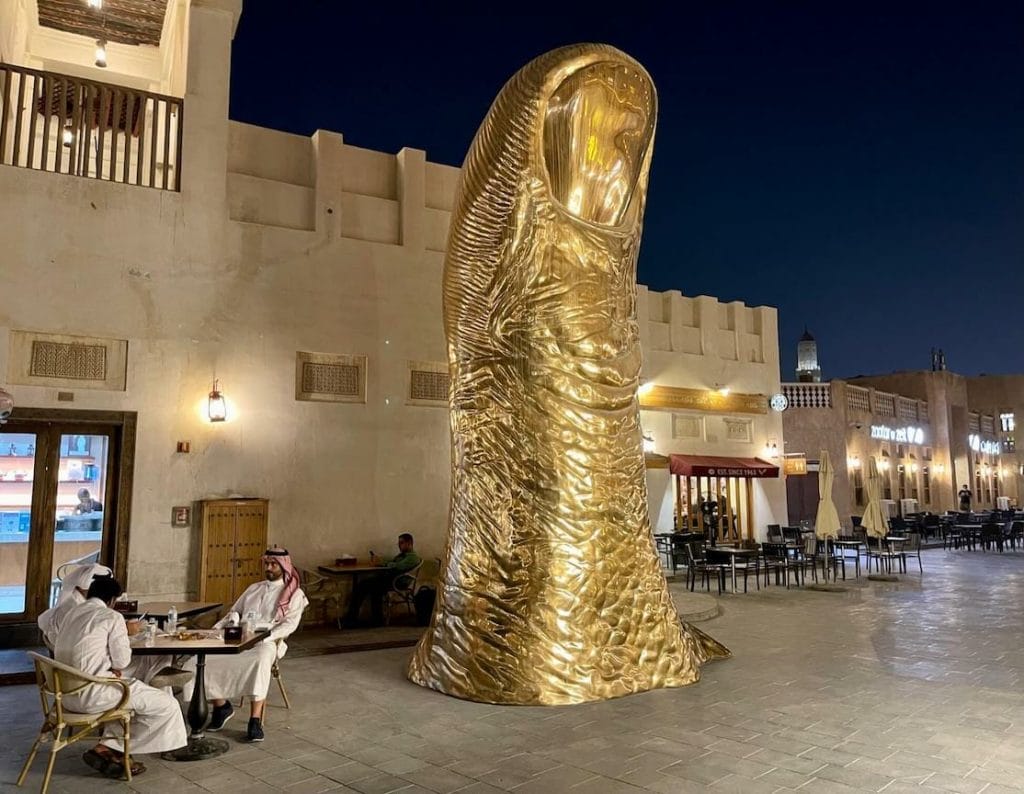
[407,44,729,705]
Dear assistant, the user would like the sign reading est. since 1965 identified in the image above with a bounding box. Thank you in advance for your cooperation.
[870,425,924,445]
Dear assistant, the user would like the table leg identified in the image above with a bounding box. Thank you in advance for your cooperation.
[731,557,738,593]
[162,652,229,761]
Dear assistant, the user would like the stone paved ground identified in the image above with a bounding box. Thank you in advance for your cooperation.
[4,548,1024,793]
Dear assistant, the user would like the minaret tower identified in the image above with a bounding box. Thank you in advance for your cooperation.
[796,327,821,382]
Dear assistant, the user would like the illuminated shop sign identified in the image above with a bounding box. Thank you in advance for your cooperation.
[968,434,1000,455]
[870,425,924,445]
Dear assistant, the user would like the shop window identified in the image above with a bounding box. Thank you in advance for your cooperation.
[922,466,931,504]
[1005,436,1016,453]
[897,464,907,501]
[975,470,982,503]
[852,467,864,507]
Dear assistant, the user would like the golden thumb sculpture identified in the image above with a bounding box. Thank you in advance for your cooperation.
[408,43,729,705]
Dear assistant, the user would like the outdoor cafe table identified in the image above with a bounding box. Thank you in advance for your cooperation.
[122,601,222,628]
[954,524,982,551]
[706,547,758,593]
[131,628,270,761]
[833,540,863,578]
[317,563,384,583]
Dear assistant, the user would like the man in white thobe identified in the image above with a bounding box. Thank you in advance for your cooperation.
[55,576,187,777]
[38,563,111,649]
[183,546,307,742]
[39,563,188,690]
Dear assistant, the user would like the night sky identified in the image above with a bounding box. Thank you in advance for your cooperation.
[229,3,1023,381]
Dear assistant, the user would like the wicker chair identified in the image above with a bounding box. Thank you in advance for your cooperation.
[383,561,425,625]
[17,652,133,794]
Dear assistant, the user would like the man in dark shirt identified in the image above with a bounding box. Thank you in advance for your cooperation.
[958,485,972,512]
[344,533,421,626]
[74,488,103,514]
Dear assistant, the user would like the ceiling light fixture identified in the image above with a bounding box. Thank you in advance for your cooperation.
[87,0,103,9]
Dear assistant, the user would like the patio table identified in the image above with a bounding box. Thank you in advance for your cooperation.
[131,628,269,761]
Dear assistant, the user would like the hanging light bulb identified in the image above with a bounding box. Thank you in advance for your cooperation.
[87,0,103,8]
[62,122,74,147]
[95,39,107,68]
[207,379,227,422]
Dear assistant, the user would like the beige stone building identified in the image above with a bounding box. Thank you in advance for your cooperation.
[782,370,1015,526]
[0,0,786,636]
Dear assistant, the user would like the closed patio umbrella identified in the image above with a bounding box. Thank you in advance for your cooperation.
[814,449,842,540]
[861,455,888,539]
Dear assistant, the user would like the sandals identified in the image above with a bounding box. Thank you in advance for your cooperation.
[83,748,146,778]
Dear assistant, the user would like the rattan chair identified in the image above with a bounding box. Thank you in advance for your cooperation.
[299,567,344,629]
[237,637,291,723]
[17,651,133,794]
[383,561,426,625]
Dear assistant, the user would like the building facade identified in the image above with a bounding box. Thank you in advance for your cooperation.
[782,371,1015,527]
[0,0,787,633]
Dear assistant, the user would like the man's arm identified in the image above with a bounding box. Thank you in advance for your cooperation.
[268,590,308,641]
[214,589,251,629]
[388,552,421,574]
[108,614,132,671]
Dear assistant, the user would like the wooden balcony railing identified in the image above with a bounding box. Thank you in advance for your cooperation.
[0,63,183,191]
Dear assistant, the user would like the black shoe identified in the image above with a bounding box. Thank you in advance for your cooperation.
[244,717,264,743]
[206,702,234,732]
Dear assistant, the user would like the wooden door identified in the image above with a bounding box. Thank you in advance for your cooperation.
[231,500,267,602]
[200,502,237,609]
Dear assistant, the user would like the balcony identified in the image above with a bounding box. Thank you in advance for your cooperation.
[0,64,182,191]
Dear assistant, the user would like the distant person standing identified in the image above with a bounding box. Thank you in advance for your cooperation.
[958,485,972,512]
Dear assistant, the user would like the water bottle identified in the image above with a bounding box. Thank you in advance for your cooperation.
[166,606,178,634]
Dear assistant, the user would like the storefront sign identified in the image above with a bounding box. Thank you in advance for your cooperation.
[870,424,924,445]
[968,434,1000,455]
[639,385,768,415]
[783,456,808,475]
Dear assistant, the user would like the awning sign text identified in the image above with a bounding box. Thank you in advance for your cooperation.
[871,425,924,445]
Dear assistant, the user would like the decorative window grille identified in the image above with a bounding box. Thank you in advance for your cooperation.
[407,361,449,407]
[295,352,366,403]
[30,340,107,380]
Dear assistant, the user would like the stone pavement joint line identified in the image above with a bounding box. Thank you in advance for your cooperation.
[4,549,1024,792]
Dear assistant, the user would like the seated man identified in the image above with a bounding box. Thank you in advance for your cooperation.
[185,547,307,743]
[344,533,421,627]
[38,563,111,649]
[40,563,188,690]
[55,576,187,777]
[74,489,103,514]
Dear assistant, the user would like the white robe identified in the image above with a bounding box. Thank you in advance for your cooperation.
[54,599,187,755]
[183,578,308,701]
[38,563,112,649]
[39,586,170,683]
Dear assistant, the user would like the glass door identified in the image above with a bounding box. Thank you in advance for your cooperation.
[0,422,118,628]
[48,432,112,605]
[0,430,39,615]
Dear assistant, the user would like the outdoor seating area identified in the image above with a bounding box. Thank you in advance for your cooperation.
[9,550,1024,793]
[656,521,927,595]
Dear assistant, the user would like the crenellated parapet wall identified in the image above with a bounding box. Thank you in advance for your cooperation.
[637,286,779,374]
[226,121,459,250]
